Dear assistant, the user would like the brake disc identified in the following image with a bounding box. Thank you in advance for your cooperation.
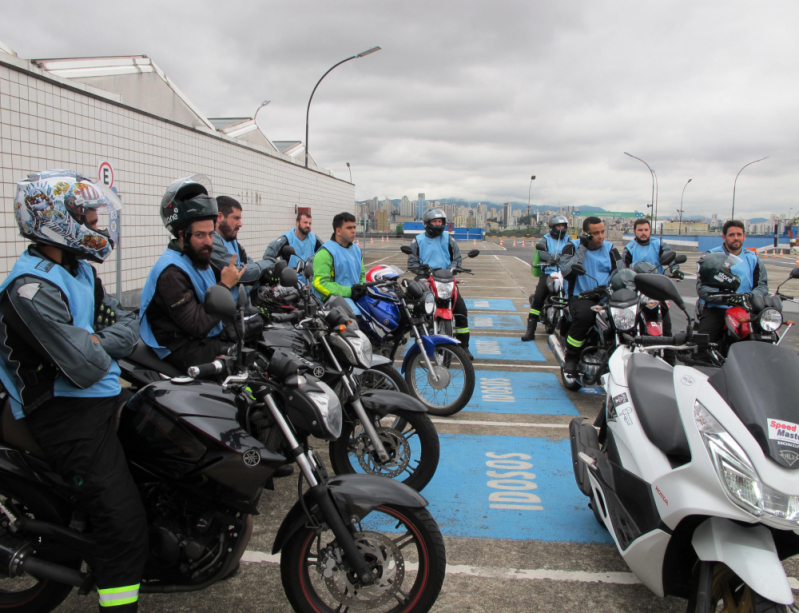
[353,427,410,478]
[426,363,451,389]
[323,531,404,608]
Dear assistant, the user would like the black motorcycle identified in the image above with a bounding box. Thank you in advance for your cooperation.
[0,285,446,613]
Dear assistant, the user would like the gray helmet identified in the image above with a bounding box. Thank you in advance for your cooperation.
[160,174,218,237]
[610,268,637,292]
[697,252,742,292]
[632,261,658,274]
[548,214,568,239]
[423,208,447,238]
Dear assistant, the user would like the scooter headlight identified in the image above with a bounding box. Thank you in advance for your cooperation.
[345,329,374,369]
[435,281,454,300]
[758,308,782,332]
[424,291,435,315]
[694,401,799,526]
[306,381,342,438]
[610,305,638,332]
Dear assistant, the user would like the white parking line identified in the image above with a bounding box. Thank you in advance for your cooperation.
[431,419,569,429]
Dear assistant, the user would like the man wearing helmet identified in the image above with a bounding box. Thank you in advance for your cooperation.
[210,195,275,302]
[407,208,472,356]
[140,175,245,373]
[695,220,768,344]
[264,211,324,270]
[0,171,148,612]
[522,214,570,341]
[312,212,366,314]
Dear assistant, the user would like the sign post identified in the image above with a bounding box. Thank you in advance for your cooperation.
[97,161,121,301]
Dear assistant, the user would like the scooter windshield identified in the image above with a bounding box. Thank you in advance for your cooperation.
[708,342,799,469]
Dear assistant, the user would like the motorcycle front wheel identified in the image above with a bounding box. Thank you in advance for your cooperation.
[687,562,791,613]
[359,365,410,395]
[329,409,440,492]
[405,345,475,416]
[435,318,453,337]
[281,504,446,613]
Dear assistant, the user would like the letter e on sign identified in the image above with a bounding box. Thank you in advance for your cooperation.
[97,161,115,189]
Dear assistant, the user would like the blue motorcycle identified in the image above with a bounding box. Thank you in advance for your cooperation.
[357,266,476,416]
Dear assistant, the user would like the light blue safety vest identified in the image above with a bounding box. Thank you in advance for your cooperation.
[703,246,759,310]
[140,247,224,357]
[283,230,319,269]
[217,233,243,302]
[0,251,121,419]
[572,242,615,296]
[625,238,664,274]
[542,234,570,274]
[313,240,363,315]
[415,232,451,270]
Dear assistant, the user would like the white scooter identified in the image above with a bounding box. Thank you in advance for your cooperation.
[570,273,799,612]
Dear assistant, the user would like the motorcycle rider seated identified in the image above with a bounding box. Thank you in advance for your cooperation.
[407,208,472,358]
[210,195,274,302]
[139,175,245,374]
[560,216,622,376]
[695,220,768,345]
[264,211,324,272]
[0,171,147,612]
[312,212,366,315]
[522,214,570,342]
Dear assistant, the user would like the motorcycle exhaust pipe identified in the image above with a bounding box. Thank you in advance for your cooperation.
[0,531,84,587]
[548,334,566,368]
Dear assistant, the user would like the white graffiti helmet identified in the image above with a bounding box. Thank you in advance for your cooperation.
[14,170,122,263]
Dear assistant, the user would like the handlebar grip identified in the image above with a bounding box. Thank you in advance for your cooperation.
[271,312,299,323]
[187,360,225,379]
[633,336,674,346]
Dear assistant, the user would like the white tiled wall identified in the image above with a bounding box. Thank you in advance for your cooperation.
[0,62,354,297]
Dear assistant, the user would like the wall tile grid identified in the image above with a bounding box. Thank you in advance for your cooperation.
[0,63,354,295]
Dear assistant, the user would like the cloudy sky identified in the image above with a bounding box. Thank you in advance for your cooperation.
[3,1,798,219]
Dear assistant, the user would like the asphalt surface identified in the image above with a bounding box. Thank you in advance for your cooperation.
[53,237,799,612]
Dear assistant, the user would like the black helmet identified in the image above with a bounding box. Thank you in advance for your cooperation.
[160,174,218,237]
[697,252,742,292]
[632,261,657,274]
[548,214,568,239]
[423,208,447,238]
[610,268,637,292]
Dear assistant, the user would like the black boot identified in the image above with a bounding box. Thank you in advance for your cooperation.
[563,348,580,376]
[456,332,473,360]
[521,315,538,342]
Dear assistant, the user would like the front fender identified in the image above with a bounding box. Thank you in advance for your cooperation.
[692,517,793,605]
[272,474,428,554]
[359,389,427,415]
[400,334,460,374]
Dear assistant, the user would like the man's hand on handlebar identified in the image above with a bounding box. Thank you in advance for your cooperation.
[350,284,367,301]
[727,293,752,309]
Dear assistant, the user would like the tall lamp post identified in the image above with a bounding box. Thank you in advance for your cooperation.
[253,99,270,126]
[624,152,655,227]
[678,179,692,235]
[527,175,536,226]
[731,157,768,220]
[346,162,352,183]
[305,47,381,168]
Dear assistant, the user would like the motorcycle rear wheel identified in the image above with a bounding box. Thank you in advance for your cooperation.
[281,504,446,613]
[405,345,475,416]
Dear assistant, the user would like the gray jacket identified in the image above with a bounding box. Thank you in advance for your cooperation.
[407,234,463,274]
[263,233,324,262]
[210,233,273,286]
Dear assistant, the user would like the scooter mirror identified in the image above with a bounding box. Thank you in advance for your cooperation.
[400,245,412,255]
[280,267,299,288]
[660,251,677,266]
[634,274,685,309]
[204,285,237,322]
[571,263,586,275]
[467,249,480,258]
[674,254,687,264]
[236,286,248,310]
[303,261,314,280]
[790,266,799,280]
[281,245,296,259]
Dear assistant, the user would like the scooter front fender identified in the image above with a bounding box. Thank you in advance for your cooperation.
[400,334,460,374]
[692,517,793,605]
[359,389,428,415]
[271,474,428,554]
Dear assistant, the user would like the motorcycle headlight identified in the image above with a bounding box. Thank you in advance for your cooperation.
[758,308,782,332]
[344,329,374,369]
[435,281,454,300]
[424,292,435,315]
[306,381,342,438]
[694,401,799,526]
[610,305,638,331]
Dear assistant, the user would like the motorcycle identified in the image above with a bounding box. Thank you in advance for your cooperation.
[570,273,799,612]
[535,251,570,336]
[0,284,447,613]
[356,267,476,416]
[630,253,688,337]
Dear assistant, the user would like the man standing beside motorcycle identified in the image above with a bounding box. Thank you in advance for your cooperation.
[407,208,472,358]
[139,175,245,373]
[312,212,367,314]
[560,216,622,376]
[264,211,324,270]
[522,214,570,341]
[696,220,768,345]
[0,171,148,612]
[210,195,274,302]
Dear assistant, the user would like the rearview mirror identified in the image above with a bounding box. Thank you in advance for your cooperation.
[674,254,687,264]
[281,245,296,259]
[273,260,287,279]
[467,249,479,258]
[791,266,799,280]
[571,263,586,275]
[204,285,237,322]
[400,245,412,255]
[304,261,314,280]
[660,251,677,266]
[634,274,685,309]
[236,286,248,310]
[280,267,298,288]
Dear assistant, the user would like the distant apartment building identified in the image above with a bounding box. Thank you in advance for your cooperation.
[400,196,413,217]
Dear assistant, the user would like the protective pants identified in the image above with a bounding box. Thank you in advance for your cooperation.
[523,275,550,340]
[695,306,727,343]
[565,296,600,363]
[27,393,149,612]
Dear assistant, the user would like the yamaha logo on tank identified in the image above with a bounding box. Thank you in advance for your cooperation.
[243,449,261,467]
[313,366,325,378]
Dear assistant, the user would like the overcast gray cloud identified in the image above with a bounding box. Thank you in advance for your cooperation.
[3,0,798,219]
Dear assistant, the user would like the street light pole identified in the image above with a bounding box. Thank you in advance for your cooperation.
[253,100,270,127]
[624,152,655,227]
[653,170,659,232]
[346,162,352,183]
[678,179,692,235]
[527,175,536,226]
[305,47,381,169]
[731,157,768,220]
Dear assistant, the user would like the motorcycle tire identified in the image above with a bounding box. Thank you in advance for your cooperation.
[405,345,475,416]
[281,504,446,613]
[686,562,790,613]
[0,491,81,613]
[329,409,440,492]
[359,364,410,395]
[561,367,582,392]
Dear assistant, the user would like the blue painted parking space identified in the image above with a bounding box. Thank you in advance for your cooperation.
[472,314,525,331]
[472,335,545,361]
[426,434,613,543]
[464,298,519,312]
[465,370,579,416]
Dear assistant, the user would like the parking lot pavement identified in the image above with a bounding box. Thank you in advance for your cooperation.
[55,240,797,612]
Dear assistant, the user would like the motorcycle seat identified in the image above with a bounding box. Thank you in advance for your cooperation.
[1,399,46,460]
[127,339,182,378]
[627,353,691,461]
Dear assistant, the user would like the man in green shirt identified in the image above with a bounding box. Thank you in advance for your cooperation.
[312,212,366,314]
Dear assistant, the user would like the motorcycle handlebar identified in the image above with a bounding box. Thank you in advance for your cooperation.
[271,312,299,323]
[187,360,225,379]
